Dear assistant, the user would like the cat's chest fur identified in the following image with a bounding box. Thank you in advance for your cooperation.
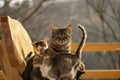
[40,63,52,79]
[49,24,72,54]
[38,57,57,80]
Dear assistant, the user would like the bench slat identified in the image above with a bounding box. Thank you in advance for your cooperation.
[71,43,120,52]
[0,70,120,79]
[83,70,120,79]
[0,71,6,80]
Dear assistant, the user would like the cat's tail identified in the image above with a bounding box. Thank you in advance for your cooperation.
[76,24,87,60]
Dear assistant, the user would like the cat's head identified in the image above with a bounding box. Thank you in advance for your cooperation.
[32,40,48,54]
[32,54,49,67]
[32,54,43,67]
[51,24,72,45]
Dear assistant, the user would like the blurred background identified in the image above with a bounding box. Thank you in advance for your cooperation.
[0,0,120,79]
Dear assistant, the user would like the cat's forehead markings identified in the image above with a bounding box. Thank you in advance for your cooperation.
[55,27,66,29]
[54,29,66,34]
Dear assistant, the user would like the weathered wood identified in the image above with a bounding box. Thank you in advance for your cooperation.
[0,69,120,79]
[0,16,34,73]
[0,16,35,80]
[82,70,120,79]
[0,71,7,80]
[0,40,23,80]
[71,42,120,52]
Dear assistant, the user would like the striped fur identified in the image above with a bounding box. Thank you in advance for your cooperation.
[47,24,72,55]
[32,25,87,80]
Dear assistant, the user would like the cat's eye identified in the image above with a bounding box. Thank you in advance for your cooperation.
[65,36,70,39]
[52,37,56,40]
[36,49,39,51]
[52,37,58,40]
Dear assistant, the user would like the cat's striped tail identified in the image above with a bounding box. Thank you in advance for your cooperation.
[76,24,87,60]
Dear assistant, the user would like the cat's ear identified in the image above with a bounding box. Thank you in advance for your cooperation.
[32,42,39,49]
[51,24,56,33]
[66,24,72,33]
[32,40,47,48]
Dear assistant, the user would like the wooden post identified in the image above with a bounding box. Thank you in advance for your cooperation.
[0,16,35,80]
[0,40,23,80]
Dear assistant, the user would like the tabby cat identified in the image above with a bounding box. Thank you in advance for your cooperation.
[32,24,87,80]
[45,24,72,56]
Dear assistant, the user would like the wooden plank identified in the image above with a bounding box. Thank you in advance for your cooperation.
[0,40,23,80]
[0,16,35,79]
[0,71,6,80]
[71,43,120,52]
[82,70,120,79]
[0,70,120,79]
[0,16,34,73]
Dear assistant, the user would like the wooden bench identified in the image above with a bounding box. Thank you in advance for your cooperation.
[0,16,120,80]
[72,43,120,79]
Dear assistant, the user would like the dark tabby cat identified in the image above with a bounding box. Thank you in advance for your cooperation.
[45,24,72,56]
[22,40,48,80]
[32,25,87,80]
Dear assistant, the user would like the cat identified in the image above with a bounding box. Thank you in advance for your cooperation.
[22,40,48,80]
[32,24,87,80]
[22,24,73,80]
[44,24,72,56]
[32,40,48,55]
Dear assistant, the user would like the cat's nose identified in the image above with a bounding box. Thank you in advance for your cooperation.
[61,40,64,43]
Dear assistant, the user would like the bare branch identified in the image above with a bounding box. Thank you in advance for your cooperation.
[22,0,48,24]
[85,0,119,69]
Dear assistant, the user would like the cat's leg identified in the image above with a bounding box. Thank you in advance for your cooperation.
[61,77,69,80]
[62,77,73,80]
[43,78,49,80]
[75,62,85,80]
[75,71,85,80]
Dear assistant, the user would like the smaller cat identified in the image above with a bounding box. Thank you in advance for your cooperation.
[22,40,48,80]
[32,25,87,80]
[32,40,48,55]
